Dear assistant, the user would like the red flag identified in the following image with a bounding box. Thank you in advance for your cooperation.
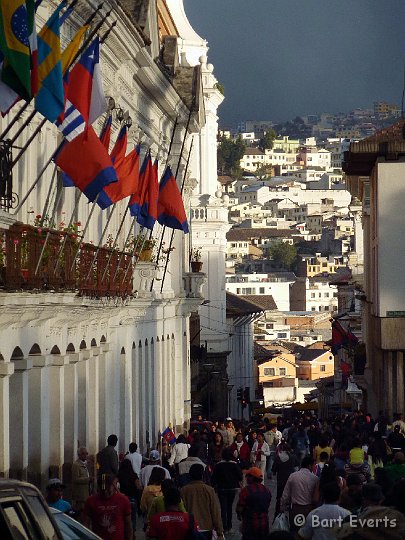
[55,126,117,202]
[157,166,189,233]
[129,153,159,230]
[97,145,140,209]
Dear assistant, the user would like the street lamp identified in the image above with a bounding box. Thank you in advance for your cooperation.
[226,384,234,418]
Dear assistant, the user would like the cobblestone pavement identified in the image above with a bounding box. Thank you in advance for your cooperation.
[136,475,278,539]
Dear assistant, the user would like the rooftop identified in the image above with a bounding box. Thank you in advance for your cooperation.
[226,292,265,318]
[226,227,293,241]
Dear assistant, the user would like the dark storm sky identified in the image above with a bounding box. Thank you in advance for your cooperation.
[183,0,405,127]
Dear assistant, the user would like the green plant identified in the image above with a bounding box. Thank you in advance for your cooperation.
[190,247,202,262]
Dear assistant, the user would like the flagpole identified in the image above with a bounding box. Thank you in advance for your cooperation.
[85,203,117,282]
[112,216,136,279]
[69,192,100,272]
[40,165,58,227]
[0,2,106,142]
[54,189,83,274]
[101,202,130,282]
[159,137,194,293]
[120,226,147,285]
[34,183,65,276]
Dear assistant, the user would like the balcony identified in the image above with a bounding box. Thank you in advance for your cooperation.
[0,223,134,298]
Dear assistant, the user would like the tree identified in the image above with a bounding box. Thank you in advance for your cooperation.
[268,241,297,271]
[258,129,276,151]
[255,164,273,181]
[217,135,246,175]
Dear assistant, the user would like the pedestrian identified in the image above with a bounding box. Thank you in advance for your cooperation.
[71,446,92,516]
[334,506,405,540]
[83,473,133,540]
[140,450,170,488]
[280,456,319,531]
[225,419,237,446]
[146,486,200,539]
[211,447,243,533]
[147,479,187,521]
[208,431,225,467]
[236,467,271,540]
[271,440,297,517]
[140,467,167,517]
[125,442,142,476]
[45,478,72,512]
[180,464,224,539]
[250,432,270,481]
[118,457,141,532]
[338,473,363,514]
[97,434,119,481]
[230,432,251,469]
[344,457,371,484]
[387,425,405,452]
[291,426,310,464]
[264,424,282,479]
[385,451,405,483]
[348,438,365,466]
[178,445,206,487]
[246,429,257,450]
[298,481,351,540]
[312,435,333,464]
[167,434,189,473]
[216,421,227,444]
[314,451,329,478]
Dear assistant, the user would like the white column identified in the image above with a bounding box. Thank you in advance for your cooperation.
[77,352,90,448]
[0,363,14,477]
[154,339,162,437]
[119,349,132,450]
[87,349,99,453]
[98,351,107,450]
[131,344,140,447]
[64,354,79,465]
[49,356,68,477]
[10,359,32,479]
[397,352,405,414]
[28,356,50,489]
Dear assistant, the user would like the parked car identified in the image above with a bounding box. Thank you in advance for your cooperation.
[0,478,64,539]
[50,508,101,540]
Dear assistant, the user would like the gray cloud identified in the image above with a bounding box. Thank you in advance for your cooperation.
[183,0,405,126]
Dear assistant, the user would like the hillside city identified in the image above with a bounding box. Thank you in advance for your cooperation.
[216,102,401,416]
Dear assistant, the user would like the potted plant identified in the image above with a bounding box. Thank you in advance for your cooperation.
[190,247,203,272]
[129,233,156,262]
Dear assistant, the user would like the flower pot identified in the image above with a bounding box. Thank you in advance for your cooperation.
[21,268,29,281]
[191,261,203,272]
[139,249,153,262]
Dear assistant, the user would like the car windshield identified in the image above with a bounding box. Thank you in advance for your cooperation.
[52,512,100,540]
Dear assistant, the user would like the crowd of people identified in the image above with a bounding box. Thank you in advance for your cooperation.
[44,412,405,540]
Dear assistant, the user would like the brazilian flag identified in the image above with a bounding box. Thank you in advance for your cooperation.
[0,1,32,100]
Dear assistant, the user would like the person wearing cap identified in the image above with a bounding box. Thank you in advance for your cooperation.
[385,451,405,483]
[236,467,271,540]
[140,450,171,488]
[45,478,72,513]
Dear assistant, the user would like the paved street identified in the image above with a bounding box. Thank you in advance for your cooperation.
[135,476,277,539]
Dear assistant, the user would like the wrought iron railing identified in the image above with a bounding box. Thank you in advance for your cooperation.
[0,224,133,298]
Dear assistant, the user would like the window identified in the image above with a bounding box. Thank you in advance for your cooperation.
[325,293,329,298]
[320,365,326,372]
[259,287,265,294]
[325,306,329,311]
[311,307,316,311]
[311,293,315,298]
[264,367,275,376]
[278,333,287,338]
[279,368,287,376]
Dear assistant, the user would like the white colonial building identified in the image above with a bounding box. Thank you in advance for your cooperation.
[0,0,220,487]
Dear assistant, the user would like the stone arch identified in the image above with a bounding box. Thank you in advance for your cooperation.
[156,336,160,343]
[79,340,86,350]
[66,343,75,353]
[91,338,97,347]
[0,353,4,361]
[171,333,174,339]
[120,347,126,354]
[28,344,41,355]
[161,335,164,342]
[100,335,106,343]
[10,346,24,360]
[166,334,170,340]
[144,339,148,346]
[151,337,154,345]
[50,345,61,355]
[138,340,142,348]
